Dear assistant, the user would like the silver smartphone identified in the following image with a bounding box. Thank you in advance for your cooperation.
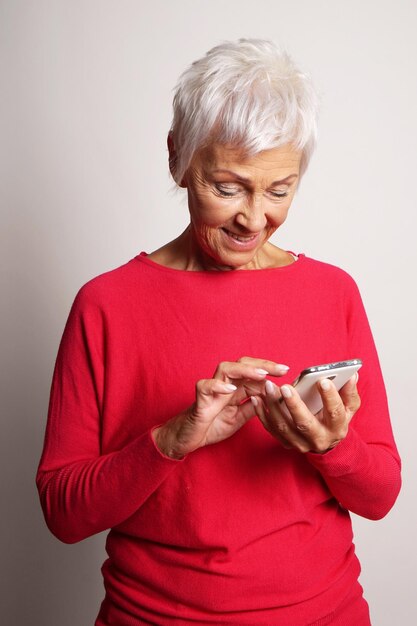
[280,359,362,416]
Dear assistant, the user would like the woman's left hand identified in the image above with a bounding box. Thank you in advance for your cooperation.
[252,374,360,454]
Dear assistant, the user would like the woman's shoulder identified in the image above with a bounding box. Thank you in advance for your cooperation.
[297,255,363,305]
[70,255,147,311]
[301,255,359,287]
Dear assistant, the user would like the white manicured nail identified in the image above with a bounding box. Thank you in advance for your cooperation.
[281,385,292,398]
[224,384,237,392]
[256,368,269,376]
[277,364,290,372]
[320,379,331,391]
[250,396,258,407]
[265,380,275,395]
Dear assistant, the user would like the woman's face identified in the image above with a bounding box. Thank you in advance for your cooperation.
[184,143,302,270]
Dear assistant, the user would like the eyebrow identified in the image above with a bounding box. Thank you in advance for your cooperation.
[210,169,299,185]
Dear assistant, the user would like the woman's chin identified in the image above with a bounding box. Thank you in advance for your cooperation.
[190,228,272,270]
[206,246,264,271]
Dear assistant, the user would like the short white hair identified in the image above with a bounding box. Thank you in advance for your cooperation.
[169,39,319,185]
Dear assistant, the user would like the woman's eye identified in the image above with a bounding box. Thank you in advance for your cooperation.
[214,184,240,197]
[269,190,289,199]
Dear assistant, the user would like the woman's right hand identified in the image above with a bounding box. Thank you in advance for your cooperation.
[152,357,289,459]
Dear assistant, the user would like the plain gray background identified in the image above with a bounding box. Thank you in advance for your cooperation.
[1,1,416,624]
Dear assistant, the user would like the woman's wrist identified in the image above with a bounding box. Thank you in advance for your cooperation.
[152,423,187,460]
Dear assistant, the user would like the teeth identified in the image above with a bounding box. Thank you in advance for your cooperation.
[226,230,256,242]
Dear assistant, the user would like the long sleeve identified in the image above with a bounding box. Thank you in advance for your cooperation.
[36,285,180,544]
[306,278,401,519]
[306,429,400,520]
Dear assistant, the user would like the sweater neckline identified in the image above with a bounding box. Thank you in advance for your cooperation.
[135,251,306,276]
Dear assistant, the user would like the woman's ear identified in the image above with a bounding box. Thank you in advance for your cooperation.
[167,132,187,187]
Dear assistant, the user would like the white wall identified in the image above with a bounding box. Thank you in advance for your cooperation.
[1,1,416,624]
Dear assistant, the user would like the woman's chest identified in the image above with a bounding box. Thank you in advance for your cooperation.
[99,289,349,451]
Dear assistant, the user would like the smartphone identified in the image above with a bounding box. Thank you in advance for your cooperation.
[280,359,362,417]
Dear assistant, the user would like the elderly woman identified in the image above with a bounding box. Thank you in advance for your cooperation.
[37,40,401,625]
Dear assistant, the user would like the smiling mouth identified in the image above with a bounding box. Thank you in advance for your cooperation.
[222,228,259,243]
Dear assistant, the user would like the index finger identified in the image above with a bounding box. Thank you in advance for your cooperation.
[237,356,289,377]
[213,361,273,382]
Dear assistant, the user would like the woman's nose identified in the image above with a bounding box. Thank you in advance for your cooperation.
[235,197,267,231]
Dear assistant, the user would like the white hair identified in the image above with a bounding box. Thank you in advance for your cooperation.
[169,39,319,185]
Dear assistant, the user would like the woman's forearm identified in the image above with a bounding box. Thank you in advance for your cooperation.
[306,427,401,520]
[36,429,180,543]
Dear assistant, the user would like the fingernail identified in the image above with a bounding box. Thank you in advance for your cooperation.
[281,385,292,398]
[277,364,290,372]
[320,378,331,391]
[256,368,269,376]
[250,396,258,407]
[265,380,276,395]
[354,372,359,384]
[224,384,237,392]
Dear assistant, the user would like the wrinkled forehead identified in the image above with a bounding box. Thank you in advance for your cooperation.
[194,143,302,180]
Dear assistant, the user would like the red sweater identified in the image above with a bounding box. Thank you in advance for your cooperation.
[37,253,401,625]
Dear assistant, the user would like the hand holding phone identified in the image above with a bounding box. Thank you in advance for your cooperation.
[280,359,362,417]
